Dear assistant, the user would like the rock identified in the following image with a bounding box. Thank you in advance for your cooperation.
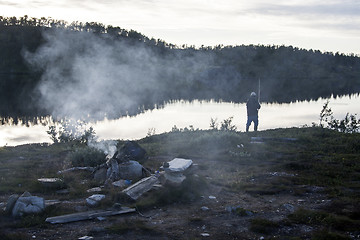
[37,178,65,189]
[201,206,210,211]
[112,179,131,188]
[283,203,295,213]
[162,172,186,185]
[78,236,94,240]
[87,187,102,193]
[114,141,146,161]
[86,194,106,207]
[5,194,19,215]
[12,193,45,217]
[21,191,32,197]
[166,158,193,172]
[200,233,210,237]
[118,160,143,180]
[160,158,193,185]
[94,167,107,184]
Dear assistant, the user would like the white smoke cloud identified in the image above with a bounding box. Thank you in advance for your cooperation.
[25,28,214,121]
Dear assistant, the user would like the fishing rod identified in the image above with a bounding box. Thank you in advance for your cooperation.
[258,78,261,102]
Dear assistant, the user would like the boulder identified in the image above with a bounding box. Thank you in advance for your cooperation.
[118,160,143,180]
[114,141,146,161]
[12,192,45,217]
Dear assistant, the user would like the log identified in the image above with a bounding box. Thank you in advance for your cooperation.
[45,207,135,224]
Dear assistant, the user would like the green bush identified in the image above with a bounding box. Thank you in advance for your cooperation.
[69,146,106,167]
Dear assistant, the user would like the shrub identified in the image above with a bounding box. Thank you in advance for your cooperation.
[69,146,106,167]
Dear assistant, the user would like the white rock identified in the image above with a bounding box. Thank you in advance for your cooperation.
[167,158,192,172]
[12,195,45,217]
[86,194,105,207]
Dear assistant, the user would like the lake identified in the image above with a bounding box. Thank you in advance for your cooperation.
[1,94,359,146]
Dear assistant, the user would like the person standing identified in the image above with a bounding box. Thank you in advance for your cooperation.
[246,92,261,132]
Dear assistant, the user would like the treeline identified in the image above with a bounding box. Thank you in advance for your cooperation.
[1,16,360,119]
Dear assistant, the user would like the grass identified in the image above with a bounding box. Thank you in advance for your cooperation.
[106,219,159,235]
[0,127,360,238]
[250,218,280,234]
[288,209,360,232]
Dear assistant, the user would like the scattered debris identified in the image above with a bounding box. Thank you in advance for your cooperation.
[167,158,193,172]
[57,167,95,174]
[112,179,131,188]
[201,206,210,211]
[86,187,102,193]
[161,158,193,185]
[86,194,106,207]
[45,207,136,224]
[106,158,120,182]
[38,178,65,189]
[45,200,61,207]
[200,233,210,237]
[208,196,216,200]
[122,175,160,200]
[78,235,94,240]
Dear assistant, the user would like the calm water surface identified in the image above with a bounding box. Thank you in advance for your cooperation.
[1,95,359,146]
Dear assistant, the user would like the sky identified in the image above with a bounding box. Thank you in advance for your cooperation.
[0,0,359,54]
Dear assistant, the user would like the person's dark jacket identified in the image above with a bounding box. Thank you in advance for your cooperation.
[246,96,261,117]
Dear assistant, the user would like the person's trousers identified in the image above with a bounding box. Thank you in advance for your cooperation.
[246,115,258,132]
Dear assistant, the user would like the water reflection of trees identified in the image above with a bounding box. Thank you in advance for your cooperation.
[1,16,360,122]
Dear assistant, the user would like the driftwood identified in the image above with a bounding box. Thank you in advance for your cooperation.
[122,175,159,200]
[45,207,135,224]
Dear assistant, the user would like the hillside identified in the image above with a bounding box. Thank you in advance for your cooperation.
[1,16,360,120]
[0,127,359,239]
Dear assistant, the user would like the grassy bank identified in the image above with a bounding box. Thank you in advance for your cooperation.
[0,127,359,239]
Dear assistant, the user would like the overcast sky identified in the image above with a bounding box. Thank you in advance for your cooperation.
[1,0,359,54]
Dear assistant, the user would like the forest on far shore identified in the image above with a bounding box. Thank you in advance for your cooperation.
[1,16,360,120]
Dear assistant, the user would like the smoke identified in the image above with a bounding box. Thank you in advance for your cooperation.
[25,28,215,121]
[87,138,117,157]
